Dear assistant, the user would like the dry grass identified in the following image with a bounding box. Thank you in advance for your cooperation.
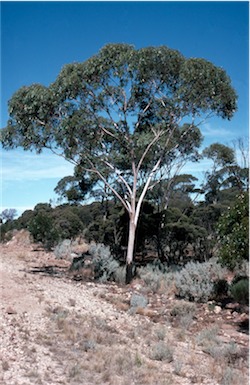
[33,302,248,385]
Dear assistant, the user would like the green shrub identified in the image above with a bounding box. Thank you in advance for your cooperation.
[230,278,249,305]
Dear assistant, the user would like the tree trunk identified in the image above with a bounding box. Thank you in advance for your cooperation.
[125,216,136,284]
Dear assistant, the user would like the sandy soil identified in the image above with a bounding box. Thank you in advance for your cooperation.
[0,232,248,385]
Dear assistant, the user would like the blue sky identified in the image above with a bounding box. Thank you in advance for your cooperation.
[1,1,249,216]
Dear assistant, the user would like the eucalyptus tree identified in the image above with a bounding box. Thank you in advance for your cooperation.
[1,44,237,282]
[203,142,248,205]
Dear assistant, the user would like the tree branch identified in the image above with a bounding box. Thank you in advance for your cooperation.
[85,162,132,214]
[104,160,133,196]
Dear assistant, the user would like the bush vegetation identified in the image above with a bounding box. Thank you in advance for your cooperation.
[174,258,227,302]
[230,277,249,305]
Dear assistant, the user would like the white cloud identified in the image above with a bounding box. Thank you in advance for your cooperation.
[201,123,235,138]
[180,159,213,184]
[1,150,75,182]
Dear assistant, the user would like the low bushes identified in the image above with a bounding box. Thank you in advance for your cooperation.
[174,258,227,302]
[230,276,249,305]
[68,243,121,283]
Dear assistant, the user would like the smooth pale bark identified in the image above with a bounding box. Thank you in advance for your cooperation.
[125,158,163,283]
[126,216,136,284]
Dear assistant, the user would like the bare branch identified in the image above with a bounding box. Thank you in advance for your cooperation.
[85,162,131,213]
[99,123,116,139]
[35,118,46,126]
[46,145,78,166]
[104,160,133,195]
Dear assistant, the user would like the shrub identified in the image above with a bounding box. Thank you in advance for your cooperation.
[114,266,126,284]
[54,239,72,259]
[137,260,169,292]
[220,367,242,385]
[174,259,227,302]
[170,301,196,330]
[89,243,120,282]
[154,326,166,341]
[170,301,196,318]
[234,260,249,277]
[130,293,148,309]
[150,341,174,362]
[230,278,249,305]
[196,326,220,346]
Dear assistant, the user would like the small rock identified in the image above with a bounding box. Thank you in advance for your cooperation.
[6,306,17,315]
[225,302,239,310]
[213,305,222,314]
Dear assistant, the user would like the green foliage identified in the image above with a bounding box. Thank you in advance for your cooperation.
[230,278,249,305]
[1,42,237,183]
[53,207,84,240]
[203,143,235,168]
[158,206,209,263]
[0,209,19,241]
[202,141,248,215]
[28,211,59,250]
[217,193,249,269]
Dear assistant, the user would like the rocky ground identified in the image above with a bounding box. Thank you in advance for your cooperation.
[0,231,249,385]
